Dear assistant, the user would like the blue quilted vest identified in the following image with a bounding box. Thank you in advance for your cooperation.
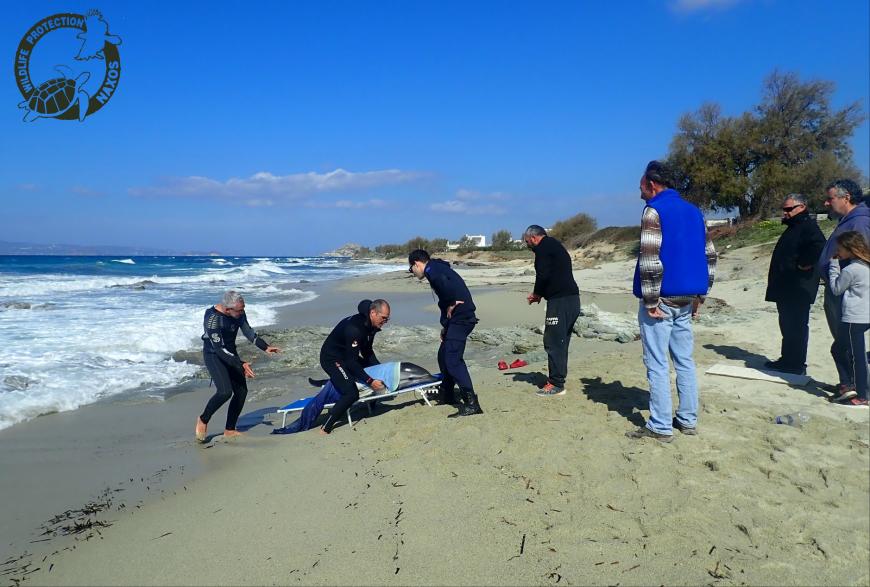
[633,189,709,298]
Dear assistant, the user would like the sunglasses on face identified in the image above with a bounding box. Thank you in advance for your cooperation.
[782,205,803,212]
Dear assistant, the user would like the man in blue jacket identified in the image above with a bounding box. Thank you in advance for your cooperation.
[817,178,870,397]
[627,161,717,443]
[409,249,483,417]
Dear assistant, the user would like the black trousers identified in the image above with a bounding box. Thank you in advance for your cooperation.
[543,295,581,387]
[437,318,476,401]
[320,358,361,433]
[775,299,811,369]
[201,353,248,430]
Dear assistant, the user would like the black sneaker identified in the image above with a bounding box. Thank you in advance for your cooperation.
[673,418,698,435]
[763,362,806,375]
[625,427,674,443]
[536,383,566,397]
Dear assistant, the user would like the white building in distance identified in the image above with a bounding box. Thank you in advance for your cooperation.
[446,234,487,250]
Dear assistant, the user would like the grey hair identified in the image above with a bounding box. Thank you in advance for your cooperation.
[222,290,244,308]
[370,299,390,313]
[826,179,863,204]
[784,193,807,206]
[523,225,547,238]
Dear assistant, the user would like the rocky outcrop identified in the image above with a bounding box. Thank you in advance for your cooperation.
[323,243,363,258]
[573,303,639,343]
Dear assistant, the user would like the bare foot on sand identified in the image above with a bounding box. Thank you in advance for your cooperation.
[195,417,207,442]
[223,429,245,438]
[319,428,330,435]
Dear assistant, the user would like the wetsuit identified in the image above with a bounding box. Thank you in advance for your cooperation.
[532,236,581,388]
[424,259,479,405]
[319,300,381,433]
[200,306,269,430]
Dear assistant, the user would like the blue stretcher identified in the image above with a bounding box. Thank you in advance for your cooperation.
[275,362,441,431]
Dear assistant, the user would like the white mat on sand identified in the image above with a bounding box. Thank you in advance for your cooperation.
[705,363,811,386]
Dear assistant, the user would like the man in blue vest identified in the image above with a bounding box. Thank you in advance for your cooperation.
[627,161,717,443]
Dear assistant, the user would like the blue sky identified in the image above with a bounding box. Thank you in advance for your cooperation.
[2,0,868,256]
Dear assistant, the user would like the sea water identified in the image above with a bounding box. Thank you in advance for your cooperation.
[0,255,395,430]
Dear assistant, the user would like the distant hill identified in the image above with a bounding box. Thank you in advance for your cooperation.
[322,243,363,257]
[0,240,213,256]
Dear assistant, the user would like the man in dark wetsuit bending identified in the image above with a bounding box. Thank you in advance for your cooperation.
[319,299,390,434]
[196,290,281,441]
[409,249,483,417]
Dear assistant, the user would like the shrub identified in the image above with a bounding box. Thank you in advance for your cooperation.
[491,229,514,251]
[456,235,476,254]
[550,213,598,248]
[428,238,449,253]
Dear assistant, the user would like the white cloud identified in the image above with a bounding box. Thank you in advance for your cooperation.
[430,200,506,215]
[455,188,510,201]
[430,187,510,214]
[306,198,389,209]
[15,183,40,192]
[670,0,743,13]
[129,168,425,201]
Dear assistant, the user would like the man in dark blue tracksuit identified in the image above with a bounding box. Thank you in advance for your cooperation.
[409,249,483,417]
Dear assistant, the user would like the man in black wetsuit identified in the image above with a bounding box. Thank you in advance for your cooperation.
[319,299,390,434]
[523,225,581,397]
[409,249,483,417]
[196,290,281,441]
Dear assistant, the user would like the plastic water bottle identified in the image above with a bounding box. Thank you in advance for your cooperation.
[774,412,810,427]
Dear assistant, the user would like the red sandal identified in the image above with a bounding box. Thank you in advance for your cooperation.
[509,359,528,369]
[497,360,509,370]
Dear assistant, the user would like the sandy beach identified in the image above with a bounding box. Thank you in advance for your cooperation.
[2,246,868,586]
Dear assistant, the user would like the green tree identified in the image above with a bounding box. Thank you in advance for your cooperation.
[491,229,513,251]
[404,236,430,253]
[428,238,449,253]
[668,70,865,218]
[456,235,476,254]
[374,244,404,258]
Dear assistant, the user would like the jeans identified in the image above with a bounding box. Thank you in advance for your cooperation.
[638,301,699,435]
